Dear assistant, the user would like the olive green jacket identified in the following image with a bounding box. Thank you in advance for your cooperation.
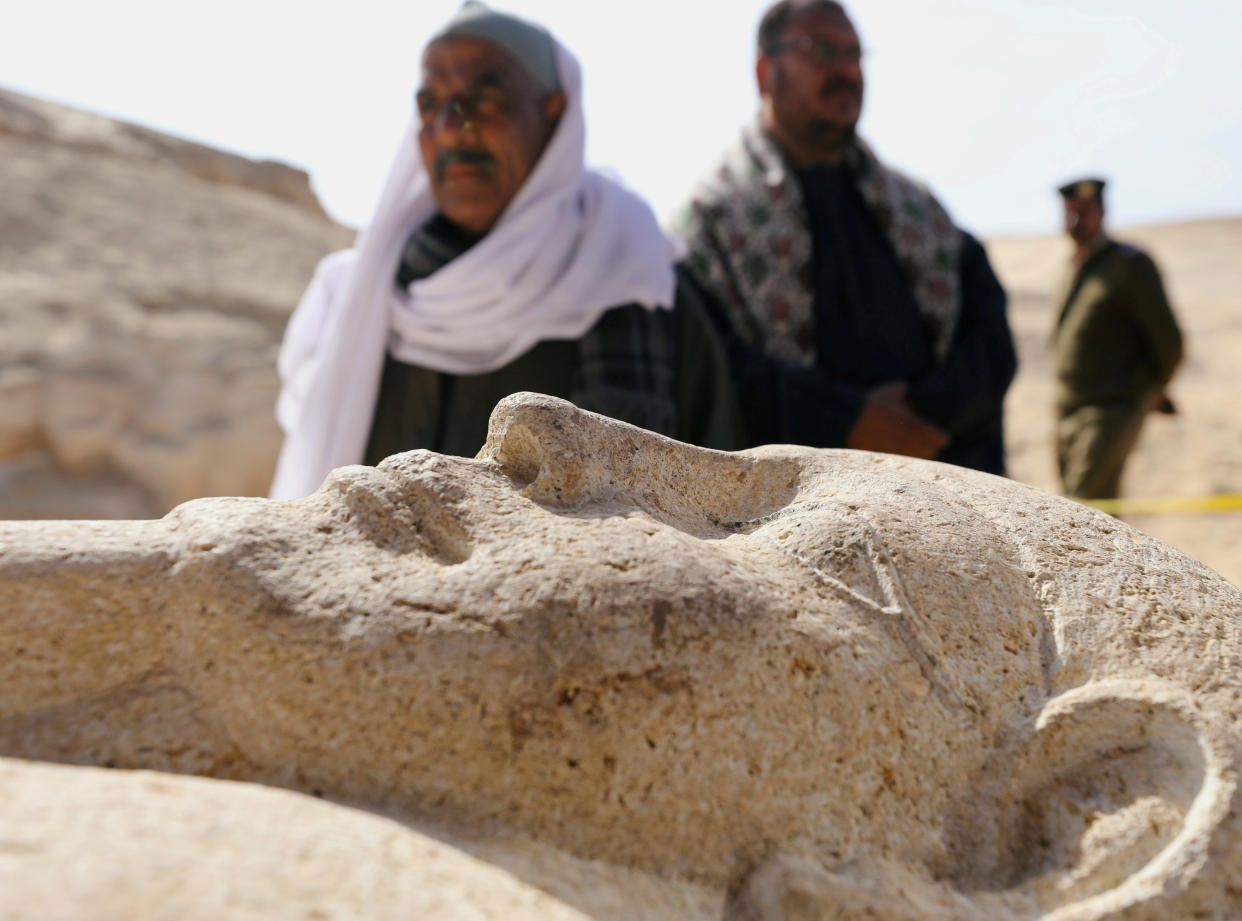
[1053,240,1183,415]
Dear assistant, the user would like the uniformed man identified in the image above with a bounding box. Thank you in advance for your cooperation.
[1053,177,1183,500]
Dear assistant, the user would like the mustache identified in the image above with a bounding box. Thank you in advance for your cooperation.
[434,148,496,181]
[820,77,862,98]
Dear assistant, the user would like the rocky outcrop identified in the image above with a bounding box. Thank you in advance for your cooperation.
[1,393,1240,919]
[0,87,353,517]
[0,89,327,216]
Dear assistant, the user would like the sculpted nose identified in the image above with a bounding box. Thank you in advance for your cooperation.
[479,392,801,533]
[479,393,620,506]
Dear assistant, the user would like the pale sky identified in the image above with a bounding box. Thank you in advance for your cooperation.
[3,0,1239,236]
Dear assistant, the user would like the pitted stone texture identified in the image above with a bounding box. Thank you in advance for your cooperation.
[1,392,1241,920]
[0,87,353,517]
[0,757,718,921]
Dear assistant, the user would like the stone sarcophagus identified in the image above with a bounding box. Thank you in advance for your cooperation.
[1,392,1239,920]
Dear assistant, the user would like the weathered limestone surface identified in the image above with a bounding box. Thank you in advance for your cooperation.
[2,392,1241,919]
[0,87,353,517]
[0,758,716,921]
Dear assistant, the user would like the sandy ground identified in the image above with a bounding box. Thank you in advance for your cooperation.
[987,216,1242,586]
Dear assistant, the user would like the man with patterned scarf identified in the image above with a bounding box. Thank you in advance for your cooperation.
[676,0,1016,474]
[271,2,741,500]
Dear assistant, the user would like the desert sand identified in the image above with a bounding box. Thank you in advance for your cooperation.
[989,216,1242,586]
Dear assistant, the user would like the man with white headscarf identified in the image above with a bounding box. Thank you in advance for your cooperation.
[271,2,741,499]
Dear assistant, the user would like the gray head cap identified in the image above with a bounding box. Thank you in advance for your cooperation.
[429,1,562,94]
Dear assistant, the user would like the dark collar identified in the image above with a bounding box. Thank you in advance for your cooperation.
[395,214,487,287]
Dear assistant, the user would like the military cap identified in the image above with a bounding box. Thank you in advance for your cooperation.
[1057,177,1107,202]
[428,1,562,95]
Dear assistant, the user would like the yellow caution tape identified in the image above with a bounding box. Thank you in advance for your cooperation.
[1083,493,1242,516]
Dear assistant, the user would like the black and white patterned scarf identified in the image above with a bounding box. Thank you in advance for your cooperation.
[678,120,963,368]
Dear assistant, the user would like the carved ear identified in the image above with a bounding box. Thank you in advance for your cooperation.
[729,680,1235,921]
[991,678,1234,918]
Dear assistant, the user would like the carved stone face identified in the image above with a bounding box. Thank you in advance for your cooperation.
[2,392,1240,920]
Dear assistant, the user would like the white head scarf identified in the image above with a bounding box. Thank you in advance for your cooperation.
[269,36,680,500]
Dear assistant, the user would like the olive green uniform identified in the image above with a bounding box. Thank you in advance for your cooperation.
[1053,240,1183,499]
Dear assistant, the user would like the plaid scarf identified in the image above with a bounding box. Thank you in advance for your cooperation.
[679,120,962,367]
[573,304,677,438]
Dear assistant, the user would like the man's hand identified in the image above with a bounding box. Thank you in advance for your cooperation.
[846,382,950,459]
[1151,393,1178,415]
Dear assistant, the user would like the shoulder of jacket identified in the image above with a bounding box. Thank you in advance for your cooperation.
[1108,241,1155,266]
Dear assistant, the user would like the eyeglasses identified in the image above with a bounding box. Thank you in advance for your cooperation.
[765,36,865,66]
[415,90,505,131]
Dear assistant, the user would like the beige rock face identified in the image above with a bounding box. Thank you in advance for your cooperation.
[0,88,328,215]
[2,392,1241,919]
[0,758,716,921]
[0,87,353,517]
